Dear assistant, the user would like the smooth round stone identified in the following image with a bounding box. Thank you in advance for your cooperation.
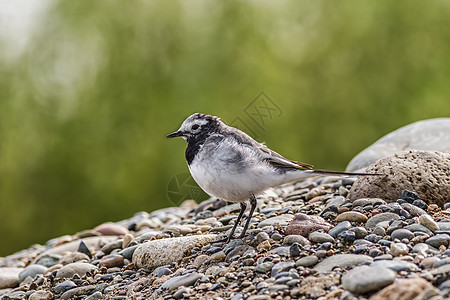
[405,224,433,235]
[339,231,356,243]
[336,211,368,223]
[433,257,450,268]
[282,234,309,246]
[373,226,386,236]
[329,221,352,238]
[412,243,429,254]
[160,272,202,291]
[419,214,440,232]
[256,232,270,244]
[93,222,129,236]
[289,243,301,257]
[391,229,414,241]
[0,267,23,289]
[401,203,426,217]
[390,242,409,256]
[255,262,274,273]
[365,213,400,229]
[426,234,450,248]
[421,257,440,269]
[285,213,332,236]
[153,266,172,277]
[438,222,450,231]
[308,232,335,244]
[101,240,123,254]
[348,227,368,239]
[271,261,295,277]
[29,290,54,300]
[369,248,382,258]
[99,254,124,268]
[55,262,98,279]
[54,280,77,294]
[341,265,395,294]
[119,245,139,260]
[18,264,47,282]
[210,251,226,261]
[296,255,319,267]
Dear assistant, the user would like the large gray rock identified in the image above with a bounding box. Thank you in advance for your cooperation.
[342,265,395,295]
[133,234,216,269]
[314,254,373,273]
[346,118,450,172]
[349,150,450,207]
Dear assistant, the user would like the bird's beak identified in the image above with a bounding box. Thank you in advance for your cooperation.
[166,130,184,138]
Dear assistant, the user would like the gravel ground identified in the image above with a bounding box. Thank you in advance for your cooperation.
[1,175,450,300]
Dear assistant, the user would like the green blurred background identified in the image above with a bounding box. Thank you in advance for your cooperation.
[1,0,449,256]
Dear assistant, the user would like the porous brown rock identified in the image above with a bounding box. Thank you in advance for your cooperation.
[348,150,450,207]
[369,277,439,300]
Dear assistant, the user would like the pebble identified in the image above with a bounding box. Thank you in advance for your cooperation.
[341,265,395,294]
[161,272,203,291]
[0,267,23,289]
[282,234,309,246]
[99,254,124,268]
[296,255,318,267]
[255,262,274,273]
[285,213,332,236]
[390,242,409,256]
[335,211,368,223]
[271,261,295,277]
[365,213,400,229]
[18,264,47,282]
[93,222,129,236]
[54,280,77,294]
[426,234,450,248]
[391,229,414,241]
[55,262,97,279]
[28,290,54,300]
[329,221,352,238]
[419,214,440,232]
[308,232,335,243]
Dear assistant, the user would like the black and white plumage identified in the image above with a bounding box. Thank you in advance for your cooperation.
[167,113,379,243]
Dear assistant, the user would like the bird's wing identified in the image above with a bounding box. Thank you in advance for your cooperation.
[225,126,313,170]
[258,145,314,170]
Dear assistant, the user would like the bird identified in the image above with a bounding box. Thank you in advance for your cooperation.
[166,113,381,243]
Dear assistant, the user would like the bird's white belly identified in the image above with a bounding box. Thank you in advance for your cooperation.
[188,159,269,202]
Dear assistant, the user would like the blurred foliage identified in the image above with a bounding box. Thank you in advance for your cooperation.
[1,0,449,256]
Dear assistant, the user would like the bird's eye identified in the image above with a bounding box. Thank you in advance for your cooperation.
[191,124,200,130]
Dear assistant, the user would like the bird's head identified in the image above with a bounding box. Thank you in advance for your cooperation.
[166,113,222,142]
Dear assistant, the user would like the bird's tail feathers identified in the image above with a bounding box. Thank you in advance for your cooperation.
[310,169,383,176]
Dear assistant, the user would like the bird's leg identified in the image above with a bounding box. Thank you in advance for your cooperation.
[211,202,247,244]
[238,193,257,239]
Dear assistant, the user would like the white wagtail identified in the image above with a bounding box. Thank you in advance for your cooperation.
[167,113,381,243]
